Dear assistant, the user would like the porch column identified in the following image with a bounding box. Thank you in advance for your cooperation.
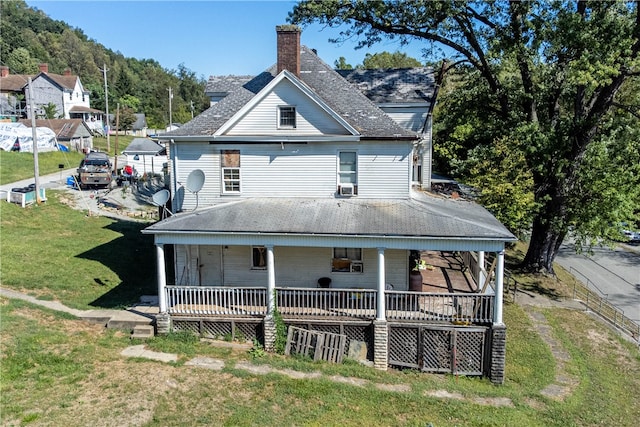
[478,251,485,290]
[156,244,167,313]
[266,244,275,315]
[493,250,505,325]
[376,247,386,321]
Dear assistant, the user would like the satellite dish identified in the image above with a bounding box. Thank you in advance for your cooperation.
[151,189,172,217]
[186,169,205,193]
[152,189,170,206]
[185,169,205,209]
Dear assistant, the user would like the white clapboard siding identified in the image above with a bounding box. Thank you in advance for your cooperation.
[195,245,409,289]
[381,106,430,133]
[357,142,413,198]
[173,142,220,211]
[226,79,350,136]
[174,140,412,206]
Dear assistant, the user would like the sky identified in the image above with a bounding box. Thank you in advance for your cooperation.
[26,0,431,78]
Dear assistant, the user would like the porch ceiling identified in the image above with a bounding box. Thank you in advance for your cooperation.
[144,191,516,247]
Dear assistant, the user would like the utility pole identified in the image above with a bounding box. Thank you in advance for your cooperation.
[167,87,173,130]
[27,77,42,204]
[190,100,194,119]
[114,103,120,174]
[101,64,110,152]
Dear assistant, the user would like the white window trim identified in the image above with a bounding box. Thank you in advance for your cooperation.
[277,105,296,129]
[331,248,363,273]
[251,246,267,270]
[221,167,241,194]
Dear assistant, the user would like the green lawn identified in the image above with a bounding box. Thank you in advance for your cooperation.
[1,193,639,426]
[0,134,136,185]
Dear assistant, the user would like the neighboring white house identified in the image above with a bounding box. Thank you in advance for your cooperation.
[146,25,515,383]
[0,63,100,124]
[122,137,166,175]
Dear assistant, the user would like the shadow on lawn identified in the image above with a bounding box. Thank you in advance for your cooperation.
[76,219,159,309]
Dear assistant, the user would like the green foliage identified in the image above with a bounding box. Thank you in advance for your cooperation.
[41,102,58,119]
[0,0,209,128]
[291,0,640,272]
[273,307,287,355]
[361,51,422,68]
[248,339,267,359]
[334,56,353,69]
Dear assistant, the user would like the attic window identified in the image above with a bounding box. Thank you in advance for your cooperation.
[278,106,296,128]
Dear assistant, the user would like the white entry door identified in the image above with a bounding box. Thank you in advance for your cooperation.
[198,245,222,286]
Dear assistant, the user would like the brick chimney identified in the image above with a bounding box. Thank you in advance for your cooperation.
[63,68,72,76]
[0,66,9,78]
[39,63,48,73]
[276,25,301,76]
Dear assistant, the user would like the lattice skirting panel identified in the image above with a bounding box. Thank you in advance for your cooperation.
[172,318,263,342]
[285,321,373,360]
[389,324,488,375]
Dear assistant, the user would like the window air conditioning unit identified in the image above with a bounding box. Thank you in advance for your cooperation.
[350,262,363,273]
[339,183,354,196]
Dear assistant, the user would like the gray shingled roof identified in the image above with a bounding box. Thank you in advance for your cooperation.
[337,68,435,104]
[144,191,515,242]
[205,75,253,95]
[164,46,416,139]
[123,138,165,156]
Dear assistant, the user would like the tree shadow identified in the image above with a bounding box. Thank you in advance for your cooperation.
[75,219,157,308]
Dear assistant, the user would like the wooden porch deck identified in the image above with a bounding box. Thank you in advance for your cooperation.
[416,251,478,294]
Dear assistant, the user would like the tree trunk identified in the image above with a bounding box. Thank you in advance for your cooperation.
[521,180,568,275]
[521,216,566,275]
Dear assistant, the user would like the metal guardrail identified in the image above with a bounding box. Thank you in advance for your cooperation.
[571,278,640,344]
[504,268,639,344]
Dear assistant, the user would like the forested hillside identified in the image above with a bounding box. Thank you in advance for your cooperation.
[0,0,210,128]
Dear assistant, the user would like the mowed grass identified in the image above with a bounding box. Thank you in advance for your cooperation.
[0,134,136,185]
[2,296,639,426]
[0,191,156,308]
[1,189,639,425]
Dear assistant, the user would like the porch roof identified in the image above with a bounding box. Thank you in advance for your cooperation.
[144,191,516,248]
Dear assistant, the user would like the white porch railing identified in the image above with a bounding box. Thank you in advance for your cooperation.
[166,286,267,316]
[165,286,493,323]
[385,291,493,323]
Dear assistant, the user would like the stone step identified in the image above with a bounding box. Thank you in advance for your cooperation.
[131,324,155,339]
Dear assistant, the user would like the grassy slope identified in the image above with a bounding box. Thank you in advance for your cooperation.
[0,183,639,425]
[0,135,136,185]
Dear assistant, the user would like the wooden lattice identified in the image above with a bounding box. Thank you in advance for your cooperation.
[422,329,452,373]
[388,325,487,375]
[388,326,420,368]
[285,326,347,363]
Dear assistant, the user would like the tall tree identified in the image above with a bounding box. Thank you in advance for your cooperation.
[290,0,640,275]
[361,51,422,68]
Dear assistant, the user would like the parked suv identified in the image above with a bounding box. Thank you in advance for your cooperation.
[77,152,112,189]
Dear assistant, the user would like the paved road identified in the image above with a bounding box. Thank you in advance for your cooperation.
[556,242,640,323]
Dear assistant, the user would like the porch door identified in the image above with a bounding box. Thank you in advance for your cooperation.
[198,245,222,286]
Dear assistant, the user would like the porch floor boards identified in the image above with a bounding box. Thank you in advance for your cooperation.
[417,251,477,294]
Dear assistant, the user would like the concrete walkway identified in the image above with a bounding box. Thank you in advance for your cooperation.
[0,287,157,330]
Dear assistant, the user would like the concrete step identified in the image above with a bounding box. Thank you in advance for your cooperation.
[131,325,155,339]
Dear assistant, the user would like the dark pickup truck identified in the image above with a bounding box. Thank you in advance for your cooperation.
[77,152,113,189]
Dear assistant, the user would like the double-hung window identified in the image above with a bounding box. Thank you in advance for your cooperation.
[278,106,296,128]
[338,151,357,195]
[221,150,240,193]
[332,248,363,273]
[252,246,267,269]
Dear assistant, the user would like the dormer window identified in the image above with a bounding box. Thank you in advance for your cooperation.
[278,106,296,128]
